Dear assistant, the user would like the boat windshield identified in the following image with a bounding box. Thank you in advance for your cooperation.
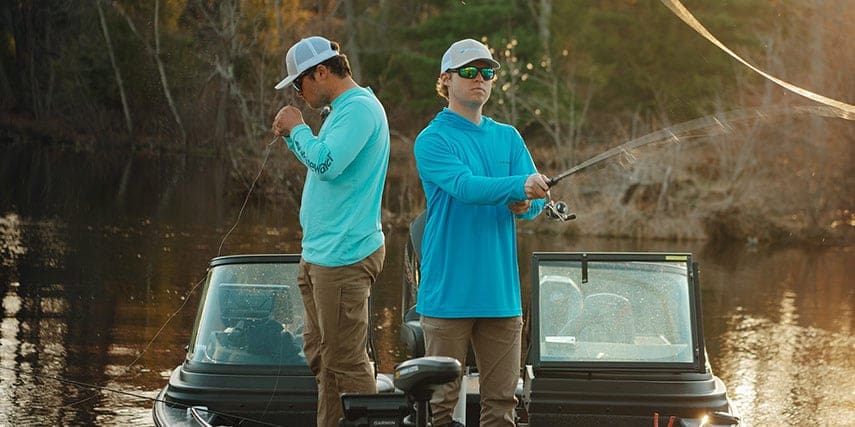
[186,255,307,366]
[531,253,701,371]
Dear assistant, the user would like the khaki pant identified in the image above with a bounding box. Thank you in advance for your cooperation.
[421,316,522,427]
[298,245,385,427]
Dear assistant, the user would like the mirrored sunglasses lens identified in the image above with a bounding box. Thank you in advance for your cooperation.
[458,67,479,79]
[456,67,495,80]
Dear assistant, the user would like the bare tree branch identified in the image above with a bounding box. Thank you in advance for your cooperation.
[112,0,187,146]
[96,0,132,135]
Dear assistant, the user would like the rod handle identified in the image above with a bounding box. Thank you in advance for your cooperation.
[545,176,558,187]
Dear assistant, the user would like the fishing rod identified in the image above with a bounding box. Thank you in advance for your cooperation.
[539,105,835,222]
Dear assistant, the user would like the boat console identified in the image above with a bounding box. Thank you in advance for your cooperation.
[393,211,738,426]
[154,254,395,427]
[525,252,739,426]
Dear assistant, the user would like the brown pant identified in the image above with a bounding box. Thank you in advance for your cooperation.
[298,245,385,427]
[421,316,523,427]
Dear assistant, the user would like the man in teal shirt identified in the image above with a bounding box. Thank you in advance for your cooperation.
[272,36,389,427]
[414,38,548,427]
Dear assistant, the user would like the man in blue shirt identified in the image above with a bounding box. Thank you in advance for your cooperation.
[414,38,549,427]
[272,36,390,427]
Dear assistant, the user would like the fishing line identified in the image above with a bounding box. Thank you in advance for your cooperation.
[545,105,834,187]
[218,136,280,256]
[128,136,281,370]
[54,136,284,411]
[660,0,855,120]
[545,2,854,203]
[543,2,855,208]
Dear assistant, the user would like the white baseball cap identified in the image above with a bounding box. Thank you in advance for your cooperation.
[440,39,501,74]
[274,36,339,90]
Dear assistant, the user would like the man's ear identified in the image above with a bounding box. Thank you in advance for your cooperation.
[315,64,329,80]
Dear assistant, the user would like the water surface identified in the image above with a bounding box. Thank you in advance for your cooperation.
[0,146,852,426]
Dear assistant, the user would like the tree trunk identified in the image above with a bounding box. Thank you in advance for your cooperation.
[152,0,187,148]
[113,1,187,147]
[96,0,133,135]
[343,0,362,81]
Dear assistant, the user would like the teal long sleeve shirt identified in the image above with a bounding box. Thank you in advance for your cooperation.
[285,87,390,266]
[414,108,544,318]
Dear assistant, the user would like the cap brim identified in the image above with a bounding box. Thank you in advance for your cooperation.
[447,58,501,71]
[274,50,339,90]
[274,75,297,90]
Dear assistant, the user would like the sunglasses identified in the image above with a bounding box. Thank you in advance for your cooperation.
[292,67,316,93]
[447,66,496,81]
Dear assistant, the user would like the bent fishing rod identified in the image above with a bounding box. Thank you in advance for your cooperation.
[539,105,836,222]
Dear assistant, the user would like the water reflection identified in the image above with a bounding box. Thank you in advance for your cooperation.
[707,248,855,426]
[0,145,852,426]
[0,282,22,426]
[1,278,77,425]
[0,213,26,268]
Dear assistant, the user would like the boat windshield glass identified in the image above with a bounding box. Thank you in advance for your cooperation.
[186,256,306,366]
[532,253,698,369]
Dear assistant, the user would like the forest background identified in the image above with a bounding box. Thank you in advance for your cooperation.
[1,0,852,245]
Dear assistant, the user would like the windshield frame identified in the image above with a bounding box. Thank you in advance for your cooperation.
[184,254,310,374]
[529,252,705,374]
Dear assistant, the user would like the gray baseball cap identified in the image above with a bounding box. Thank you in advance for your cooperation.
[275,36,339,90]
[440,39,501,74]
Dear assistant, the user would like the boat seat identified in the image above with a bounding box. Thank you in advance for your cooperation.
[393,356,462,397]
[400,306,425,357]
[576,293,636,344]
[205,319,305,364]
[539,275,584,337]
[399,211,476,368]
[399,212,427,358]
[400,305,478,368]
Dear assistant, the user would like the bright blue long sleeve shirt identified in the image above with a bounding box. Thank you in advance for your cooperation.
[414,108,544,318]
[285,87,390,266]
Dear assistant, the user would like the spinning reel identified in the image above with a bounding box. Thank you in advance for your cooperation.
[543,190,576,222]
